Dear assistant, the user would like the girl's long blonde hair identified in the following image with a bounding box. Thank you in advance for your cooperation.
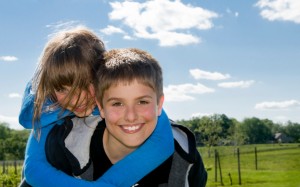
[32,27,105,136]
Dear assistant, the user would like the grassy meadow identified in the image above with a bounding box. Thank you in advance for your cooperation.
[1,144,299,186]
[198,144,300,187]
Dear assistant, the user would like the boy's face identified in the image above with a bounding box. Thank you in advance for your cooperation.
[98,80,164,150]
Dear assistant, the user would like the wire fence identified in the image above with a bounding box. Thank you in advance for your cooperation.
[209,144,300,186]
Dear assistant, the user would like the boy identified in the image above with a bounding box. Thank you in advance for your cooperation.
[46,48,207,186]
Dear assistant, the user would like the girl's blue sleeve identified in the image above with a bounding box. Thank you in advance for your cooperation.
[19,82,70,129]
[24,124,115,187]
[24,110,174,187]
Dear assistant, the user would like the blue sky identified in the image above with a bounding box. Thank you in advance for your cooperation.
[0,0,299,130]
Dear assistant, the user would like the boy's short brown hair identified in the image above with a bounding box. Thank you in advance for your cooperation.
[95,48,163,107]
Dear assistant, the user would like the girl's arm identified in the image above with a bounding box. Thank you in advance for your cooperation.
[19,82,70,129]
[23,110,174,187]
[24,124,114,187]
[21,81,174,186]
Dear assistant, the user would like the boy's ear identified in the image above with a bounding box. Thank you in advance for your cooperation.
[157,94,164,116]
[95,99,105,119]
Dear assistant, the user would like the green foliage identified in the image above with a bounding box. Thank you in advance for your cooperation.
[0,122,30,160]
[177,114,300,146]
[241,117,273,144]
[282,121,300,142]
[0,123,10,139]
[0,173,21,186]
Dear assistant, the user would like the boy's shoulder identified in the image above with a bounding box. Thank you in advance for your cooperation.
[167,121,207,187]
[169,120,198,161]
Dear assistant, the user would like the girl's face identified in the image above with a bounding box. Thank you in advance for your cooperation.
[54,84,96,117]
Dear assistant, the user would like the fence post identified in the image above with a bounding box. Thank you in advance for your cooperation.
[217,151,223,186]
[228,172,232,185]
[14,160,17,175]
[237,148,241,185]
[255,147,258,170]
[2,161,5,174]
[214,149,217,182]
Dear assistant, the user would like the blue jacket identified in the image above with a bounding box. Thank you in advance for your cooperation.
[19,81,174,187]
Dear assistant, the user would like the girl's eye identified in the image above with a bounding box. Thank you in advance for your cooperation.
[55,86,71,94]
[55,89,68,94]
[55,88,64,92]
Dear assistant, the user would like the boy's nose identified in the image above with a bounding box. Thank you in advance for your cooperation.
[124,106,138,122]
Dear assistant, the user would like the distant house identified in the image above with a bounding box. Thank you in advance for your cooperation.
[274,133,293,143]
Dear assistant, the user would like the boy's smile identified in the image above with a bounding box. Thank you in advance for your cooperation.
[99,80,164,162]
[121,123,144,133]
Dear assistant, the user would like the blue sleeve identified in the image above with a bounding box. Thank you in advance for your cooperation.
[19,82,100,129]
[19,82,70,129]
[24,124,115,187]
[24,110,174,187]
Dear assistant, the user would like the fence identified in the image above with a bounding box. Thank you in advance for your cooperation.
[211,144,300,186]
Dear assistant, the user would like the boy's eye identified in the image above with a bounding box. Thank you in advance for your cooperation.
[112,102,123,107]
[138,100,149,105]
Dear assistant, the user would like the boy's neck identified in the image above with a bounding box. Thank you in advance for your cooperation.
[103,128,136,164]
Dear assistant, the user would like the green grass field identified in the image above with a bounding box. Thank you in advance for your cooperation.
[1,144,299,186]
[198,144,300,187]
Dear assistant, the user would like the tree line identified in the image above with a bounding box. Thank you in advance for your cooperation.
[0,122,30,160]
[177,114,300,148]
[1,114,300,160]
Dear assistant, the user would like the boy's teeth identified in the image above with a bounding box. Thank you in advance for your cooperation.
[123,125,140,131]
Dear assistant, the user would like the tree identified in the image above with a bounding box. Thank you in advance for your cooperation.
[196,115,222,157]
[0,122,10,139]
[283,121,300,143]
[0,122,11,160]
[227,118,248,146]
[0,122,30,160]
[177,117,205,146]
[241,117,273,144]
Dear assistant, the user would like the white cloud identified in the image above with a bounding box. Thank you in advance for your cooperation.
[100,25,125,35]
[226,8,239,17]
[191,112,213,118]
[108,0,218,46]
[164,83,215,102]
[226,8,231,14]
[0,56,18,62]
[137,31,200,47]
[123,35,135,40]
[46,20,81,30]
[190,69,230,80]
[8,93,22,98]
[255,99,300,110]
[255,0,300,24]
[273,115,289,123]
[218,80,255,88]
[45,20,86,37]
[0,115,21,130]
